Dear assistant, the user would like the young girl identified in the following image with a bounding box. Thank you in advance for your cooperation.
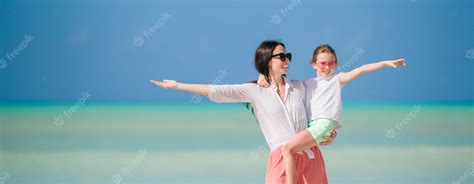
[257,44,406,184]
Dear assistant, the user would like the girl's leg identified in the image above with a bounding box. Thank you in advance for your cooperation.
[281,130,317,184]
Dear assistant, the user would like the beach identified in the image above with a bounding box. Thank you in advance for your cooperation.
[0,101,472,184]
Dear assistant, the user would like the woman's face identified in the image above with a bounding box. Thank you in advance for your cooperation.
[268,45,290,77]
[311,52,337,77]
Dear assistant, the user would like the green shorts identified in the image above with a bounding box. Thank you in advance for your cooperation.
[307,118,337,145]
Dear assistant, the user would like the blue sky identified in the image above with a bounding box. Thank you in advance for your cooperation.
[0,0,473,102]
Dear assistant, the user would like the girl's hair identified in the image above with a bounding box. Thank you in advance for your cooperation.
[254,40,286,83]
[310,44,338,64]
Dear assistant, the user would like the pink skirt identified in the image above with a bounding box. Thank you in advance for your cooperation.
[265,146,328,184]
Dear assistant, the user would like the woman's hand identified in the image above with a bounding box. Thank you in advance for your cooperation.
[149,80,210,95]
[319,130,337,146]
[257,74,271,88]
[384,59,406,68]
[149,79,178,89]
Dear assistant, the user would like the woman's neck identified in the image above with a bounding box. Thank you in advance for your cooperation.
[269,73,285,88]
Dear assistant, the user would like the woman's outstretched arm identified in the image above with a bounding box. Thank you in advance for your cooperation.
[150,79,255,103]
[149,79,210,95]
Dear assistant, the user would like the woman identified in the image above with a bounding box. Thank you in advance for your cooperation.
[150,40,336,184]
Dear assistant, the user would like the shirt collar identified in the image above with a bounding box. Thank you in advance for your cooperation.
[270,77,293,90]
[315,74,337,80]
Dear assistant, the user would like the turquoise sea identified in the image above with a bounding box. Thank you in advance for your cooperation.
[0,101,473,184]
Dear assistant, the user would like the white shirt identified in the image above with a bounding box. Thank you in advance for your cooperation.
[208,77,308,152]
[304,73,343,129]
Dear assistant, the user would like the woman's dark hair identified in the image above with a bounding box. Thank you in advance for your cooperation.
[254,40,286,84]
[244,40,286,122]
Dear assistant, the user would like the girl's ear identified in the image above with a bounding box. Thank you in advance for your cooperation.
[311,62,318,70]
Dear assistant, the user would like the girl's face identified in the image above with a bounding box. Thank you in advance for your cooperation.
[311,52,337,78]
[268,45,290,77]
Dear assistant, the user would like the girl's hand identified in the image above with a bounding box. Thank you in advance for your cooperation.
[319,130,337,146]
[149,79,178,89]
[257,74,270,88]
[385,59,406,68]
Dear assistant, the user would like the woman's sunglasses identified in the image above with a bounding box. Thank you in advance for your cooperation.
[272,53,292,62]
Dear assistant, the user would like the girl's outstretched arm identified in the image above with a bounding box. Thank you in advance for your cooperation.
[149,79,210,95]
[339,58,406,85]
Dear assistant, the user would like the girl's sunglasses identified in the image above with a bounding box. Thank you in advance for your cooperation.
[317,61,337,68]
[272,53,292,62]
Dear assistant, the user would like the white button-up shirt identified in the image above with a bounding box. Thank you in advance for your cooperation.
[304,73,343,129]
[208,77,309,152]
